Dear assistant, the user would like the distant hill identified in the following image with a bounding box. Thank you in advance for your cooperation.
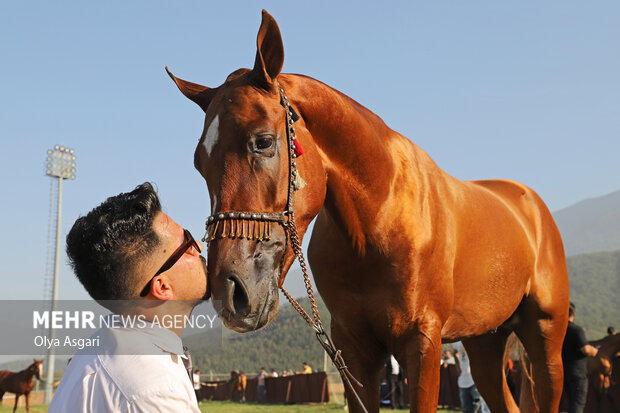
[553,189,620,256]
[185,297,331,377]
[565,249,620,340]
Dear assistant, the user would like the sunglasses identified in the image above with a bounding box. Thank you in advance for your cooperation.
[139,228,201,297]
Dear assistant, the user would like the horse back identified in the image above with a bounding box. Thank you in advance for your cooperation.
[468,179,566,269]
[0,370,32,393]
[469,180,552,240]
[0,370,10,382]
[0,370,13,390]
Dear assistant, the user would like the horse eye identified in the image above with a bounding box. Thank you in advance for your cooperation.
[255,137,273,150]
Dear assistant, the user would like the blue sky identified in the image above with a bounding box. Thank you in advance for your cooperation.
[0,1,618,301]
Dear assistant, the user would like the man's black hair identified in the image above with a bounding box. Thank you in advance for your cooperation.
[66,182,161,300]
[608,326,615,335]
[569,301,576,318]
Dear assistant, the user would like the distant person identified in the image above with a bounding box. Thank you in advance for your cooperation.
[270,368,279,377]
[562,302,599,413]
[193,369,201,400]
[300,362,312,374]
[229,370,239,400]
[607,326,616,336]
[453,341,490,413]
[442,350,455,367]
[439,350,458,409]
[386,355,405,409]
[257,367,267,403]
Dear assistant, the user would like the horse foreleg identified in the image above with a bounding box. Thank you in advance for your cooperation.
[331,321,385,413]
[12,394,19,413]
[25,391,30,413]
[464,331,519,413]
[399,325,443,413]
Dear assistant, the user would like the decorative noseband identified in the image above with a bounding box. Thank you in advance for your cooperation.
[203,211,287,242]
[203,83,302,244]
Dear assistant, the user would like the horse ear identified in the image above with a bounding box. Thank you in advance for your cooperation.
[166,67,217,112]
[251,10,284,89]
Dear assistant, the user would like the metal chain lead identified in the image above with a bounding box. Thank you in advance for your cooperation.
[276,84,368,413]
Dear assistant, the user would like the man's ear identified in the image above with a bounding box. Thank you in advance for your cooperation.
[149,274,174,300]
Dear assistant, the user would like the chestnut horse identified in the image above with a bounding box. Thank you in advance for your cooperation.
[0,359,43,413]
[168,10,569,413]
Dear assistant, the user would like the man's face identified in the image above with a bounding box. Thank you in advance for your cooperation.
[142,211,208,300]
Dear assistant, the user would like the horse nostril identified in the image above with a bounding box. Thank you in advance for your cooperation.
[227,276,250,316]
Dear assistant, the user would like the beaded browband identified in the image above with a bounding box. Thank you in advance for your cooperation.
[202,82,304,243]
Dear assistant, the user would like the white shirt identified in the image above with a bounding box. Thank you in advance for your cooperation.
[389,355,400,375]
[453,341,475,388]
[193,373,201,390]
[48,322,200,413]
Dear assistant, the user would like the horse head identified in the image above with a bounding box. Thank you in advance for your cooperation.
[168,10,326,332]
[30,359,43,380]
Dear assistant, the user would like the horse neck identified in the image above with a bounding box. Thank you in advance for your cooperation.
[18,367,36,384]
[601,335,620,359]
[285,75,441,253]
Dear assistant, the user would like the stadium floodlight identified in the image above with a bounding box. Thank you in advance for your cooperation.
[46,145,76,179]
[43,145,76,404]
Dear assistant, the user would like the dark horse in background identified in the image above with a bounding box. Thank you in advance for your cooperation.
[589,334,620,413]
[168,10,569,413]
[0,359,43,413]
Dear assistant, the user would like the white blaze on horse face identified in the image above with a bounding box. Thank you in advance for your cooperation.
[38,362,43,377]
[202,114,220,157]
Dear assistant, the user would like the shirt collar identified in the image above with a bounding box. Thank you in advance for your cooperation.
[143,322,185,357]
[101,314,186,357]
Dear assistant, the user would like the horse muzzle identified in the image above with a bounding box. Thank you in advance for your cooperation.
[208,236,284,332]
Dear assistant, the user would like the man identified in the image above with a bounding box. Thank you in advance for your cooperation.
[442,350,455,367]
[562,302,598,413]
[439,350,457,409]
[301,362,313,374]
[193,369,202,401]
[453,341,489,413]
[386,355,405,410]
[49,183,209,412]
[257,367,267,403]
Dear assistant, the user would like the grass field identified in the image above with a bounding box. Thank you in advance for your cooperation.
[0,401,457,412]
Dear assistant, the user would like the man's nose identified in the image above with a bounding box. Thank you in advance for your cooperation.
[189,240,204,256]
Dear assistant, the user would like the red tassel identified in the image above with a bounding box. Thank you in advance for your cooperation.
[293,138,304,157]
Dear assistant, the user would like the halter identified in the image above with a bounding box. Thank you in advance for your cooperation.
[201,83,369,413]
[202,82,301,243]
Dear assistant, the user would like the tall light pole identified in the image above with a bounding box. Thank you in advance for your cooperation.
[43,145,76,404]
